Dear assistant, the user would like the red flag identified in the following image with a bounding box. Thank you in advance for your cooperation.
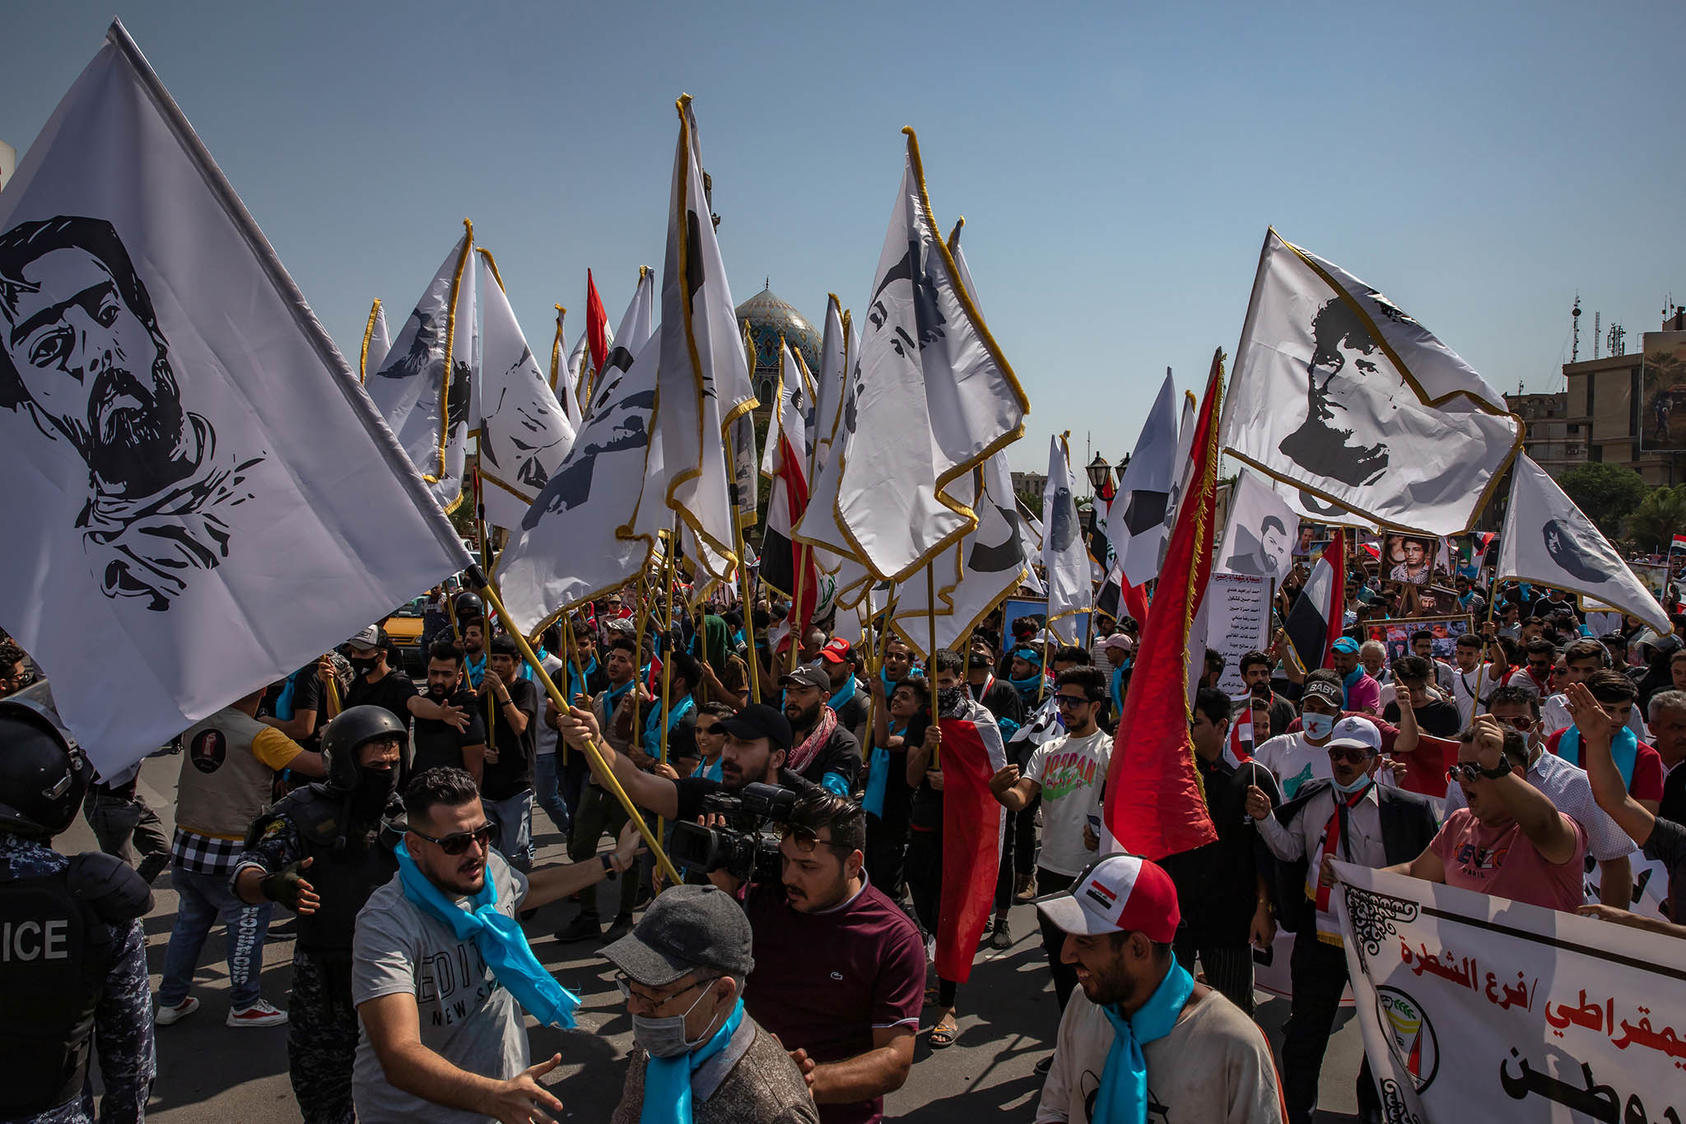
[935,708,1007,984]
[585,269,608,373]
[1392,731,1460,797]
[1121,580,1150,625]
[1102,350,1224,860]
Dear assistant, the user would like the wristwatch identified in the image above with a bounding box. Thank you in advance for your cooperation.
[599,852,619,880]
[1479,760,1514,780]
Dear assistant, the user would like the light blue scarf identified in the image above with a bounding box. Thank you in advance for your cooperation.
[863,720,908,819]
[1094,962,1195,1124]
[393,842,578,1028]
[1341,665,1365,708]
[641,997,745,1124]
[1556,724,1638,791]
[465,652,486,689]
[691,756,724,783]
[566,657,599,704]
[828,673,857,713]
[643,695,697,757]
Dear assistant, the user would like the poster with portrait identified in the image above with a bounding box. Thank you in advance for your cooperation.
[1360,616,1471,663]
[1381,532,1441,585]
[1638,330,1686,453]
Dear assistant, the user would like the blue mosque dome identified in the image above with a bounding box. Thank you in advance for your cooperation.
[736,282,821,406]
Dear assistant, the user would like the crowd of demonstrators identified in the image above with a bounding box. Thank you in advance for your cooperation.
[14,553,1686,1124]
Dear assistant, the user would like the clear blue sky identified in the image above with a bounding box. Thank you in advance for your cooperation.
[3,1,1679,473]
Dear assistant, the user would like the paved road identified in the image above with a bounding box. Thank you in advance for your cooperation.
[63,754,1366,1121]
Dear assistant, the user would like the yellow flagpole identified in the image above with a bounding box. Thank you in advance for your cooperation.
[926,563,939,769]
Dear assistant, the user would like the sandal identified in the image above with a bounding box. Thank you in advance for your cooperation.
[929,1017,958,1049]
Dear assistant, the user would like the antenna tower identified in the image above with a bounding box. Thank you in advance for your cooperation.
[1570,295,1581,363]
[1594,312,1601,359]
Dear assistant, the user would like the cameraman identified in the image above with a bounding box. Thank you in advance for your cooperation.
[555,701,810,848]
[744,791,922,1124]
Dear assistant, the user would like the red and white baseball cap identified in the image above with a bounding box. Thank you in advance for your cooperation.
[1034,854,1179,942]
[819,638,854,664]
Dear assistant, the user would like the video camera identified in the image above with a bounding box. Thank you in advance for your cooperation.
[667,782,799,884]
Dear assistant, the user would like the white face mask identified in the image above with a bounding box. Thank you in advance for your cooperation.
[1302,711,1335,740]
[632,981,720,1059]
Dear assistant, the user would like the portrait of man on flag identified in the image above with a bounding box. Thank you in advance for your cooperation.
[0,214,262,611]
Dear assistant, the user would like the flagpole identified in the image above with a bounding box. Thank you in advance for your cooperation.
[1037,619,1052,704]
[560,613,585,767]
[1468,586,1502,720]
[926,562,940,769]
[358,299,382,385]
[476,576,682,886]
[726,424,762,703]
[789,542,809,676]
[657,525,679,845]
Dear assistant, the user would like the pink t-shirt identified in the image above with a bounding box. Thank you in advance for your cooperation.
[1428,808,1587,913]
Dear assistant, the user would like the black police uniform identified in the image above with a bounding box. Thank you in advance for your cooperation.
[235,784,403,1124]
[232,705,406,1124]
[0,687,154,1124]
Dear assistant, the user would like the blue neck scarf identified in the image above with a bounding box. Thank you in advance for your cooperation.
[567,657,599,703]
[1008,672,1043,705]
[604,678,635,716]
[690,756,724,783]
[1094,962,1195,1124]
[465,652,487,689]
[1557,725,1638,790]
[519,647,549,681]
[643,694,697,756]
[862,720,909,819]
[1341,665,1364,707]
[641,997,745,1124]
[828,674,857,713]
[393,842,578,1028]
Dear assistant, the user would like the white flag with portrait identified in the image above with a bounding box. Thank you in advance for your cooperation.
[1043,436,1092,644]
[476,253,576,534]
[1217,469,1298,587]
[365,224,477,512]
[1106,370,1179,588]
[831,129,1028,582]
[359,299,391,385]
[1497,454,1670,633]
[653,96,756,582]
[1222,229,1520,535]
[494,331,664,633]
[0,22,469,773]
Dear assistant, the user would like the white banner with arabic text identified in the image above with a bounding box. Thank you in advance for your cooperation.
[1332,862,1686,1124]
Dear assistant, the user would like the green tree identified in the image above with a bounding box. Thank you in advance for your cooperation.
[1624,484,1686,553]
[1558,462,1647,537]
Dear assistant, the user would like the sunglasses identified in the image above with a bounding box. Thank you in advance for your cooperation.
[1498,714,1533,731]
[1326,746,1370,765]
[412,822,495,856]
[1446,762,1509,783]
[1055,694,1092,709]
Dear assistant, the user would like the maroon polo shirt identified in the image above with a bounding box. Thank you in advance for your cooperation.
[742,877,925,1124]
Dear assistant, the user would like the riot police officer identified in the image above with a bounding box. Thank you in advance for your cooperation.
[231,705,406,1124]
[0,685,154,1123]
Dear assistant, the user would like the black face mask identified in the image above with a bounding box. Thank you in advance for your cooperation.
[351,765,396,822]
[350,656,380,676]
[936,686,965,715]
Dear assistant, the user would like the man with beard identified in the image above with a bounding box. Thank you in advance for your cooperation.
[232,707,409,1123]
[779,665,862,797]
[1033,855,1284,1123]
[473,636,539,874]
[0,215,261,611]
[341,626,421,731]
[409,642,485,781]
[352,768,641,1123]
[819,639,869,744]
[743,793,923,1124]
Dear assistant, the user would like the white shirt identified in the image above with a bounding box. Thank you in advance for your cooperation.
[1257,782,1387,939]
[1442,746,1634,863]
[1026,728,1112,877]
[1251,732,1332,800]
[1036,987,1285,1124]
[1450,661,1503,726]
[1506,667,1550,699]
[1539,693,1647,741]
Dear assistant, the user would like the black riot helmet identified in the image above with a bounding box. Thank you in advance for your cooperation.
[319,706,407,792]
[0,688,93,839]
[453,591,485,626]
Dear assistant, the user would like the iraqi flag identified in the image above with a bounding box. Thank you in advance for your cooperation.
[936,699,1008,983]
[1100,350,1225,861]
[760,341,818,634]
[0,21,470,773]
[1284,533,1346,671]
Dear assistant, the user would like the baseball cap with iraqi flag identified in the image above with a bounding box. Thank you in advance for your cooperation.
[1033,854,1179,942]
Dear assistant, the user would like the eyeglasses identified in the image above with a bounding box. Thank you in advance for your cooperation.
[1497,714,1533,731]
[1326,746,1370,765]
[615,974,712,1012]
[1055,694,1092,709]
[411,822,495,856]
[1446,762,1510,783]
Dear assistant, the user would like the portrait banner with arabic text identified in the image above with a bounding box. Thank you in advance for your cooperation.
[1331,862,1686,1124]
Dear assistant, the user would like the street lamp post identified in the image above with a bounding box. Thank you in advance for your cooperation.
[1085,453,1112,498]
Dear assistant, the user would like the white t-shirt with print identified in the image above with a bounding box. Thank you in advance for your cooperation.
[1026,728,1112,877]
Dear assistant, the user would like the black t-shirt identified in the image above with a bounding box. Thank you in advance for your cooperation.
[1660,766,1686,826]
[834,690,869,737]
[344,668,418,728]
[1382,699,1462,738]
[477,677,539,801]
[789,725,862,794]
[1641,814,1686,924]
[1161,756,1280,944]
[411,688,486,776]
